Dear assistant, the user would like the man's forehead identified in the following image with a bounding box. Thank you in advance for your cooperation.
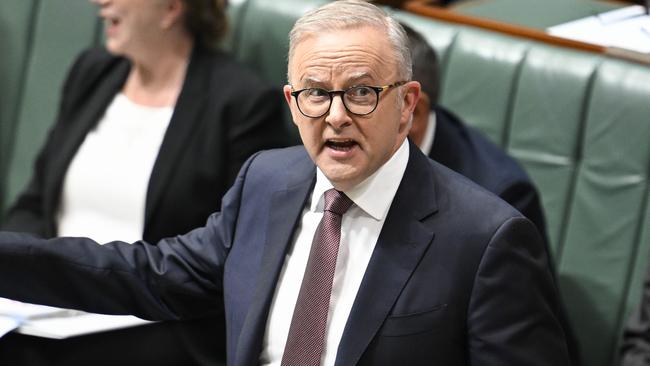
[289,28,395,85]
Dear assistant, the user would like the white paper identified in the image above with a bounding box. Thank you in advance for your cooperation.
[17,313,152,339]
[547,5,650,54]
[0,297,69,320]
[0,315,21,337]
[0,297,152,339]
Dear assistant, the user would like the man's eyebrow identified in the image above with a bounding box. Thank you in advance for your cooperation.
[296,72,376,88]
[347,71,372,82]
[299,76,326,87]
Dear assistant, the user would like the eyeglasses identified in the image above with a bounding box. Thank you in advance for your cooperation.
[290,81,407,118]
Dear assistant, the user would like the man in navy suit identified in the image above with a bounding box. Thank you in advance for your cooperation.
[0,1,572,364]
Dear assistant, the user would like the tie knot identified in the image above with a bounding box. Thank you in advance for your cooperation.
[323,189,353,216]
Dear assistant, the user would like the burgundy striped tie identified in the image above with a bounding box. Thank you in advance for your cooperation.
[281,189,354,366]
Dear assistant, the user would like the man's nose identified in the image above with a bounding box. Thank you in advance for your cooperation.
[325,95,351,129]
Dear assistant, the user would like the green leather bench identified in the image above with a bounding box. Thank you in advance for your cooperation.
[2,1,650,366]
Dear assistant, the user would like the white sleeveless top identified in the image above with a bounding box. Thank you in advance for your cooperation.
[56,93,173,243]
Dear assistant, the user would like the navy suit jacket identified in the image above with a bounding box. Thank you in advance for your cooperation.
[0,143,571,365]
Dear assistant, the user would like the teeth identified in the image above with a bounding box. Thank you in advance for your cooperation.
[327,140,356,150]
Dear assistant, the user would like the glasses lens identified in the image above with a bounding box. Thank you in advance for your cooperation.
[344,86,377,115]
[297,88,330,117]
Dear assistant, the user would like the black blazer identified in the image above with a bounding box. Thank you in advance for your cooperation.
[2,45,289,243]
[429,105,548,240]
[0,46,288,366]
[0,142,572,365]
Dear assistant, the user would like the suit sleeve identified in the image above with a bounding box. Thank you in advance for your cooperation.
[467,217,572,365]
[619,265,650,366]
[0,151,259,321]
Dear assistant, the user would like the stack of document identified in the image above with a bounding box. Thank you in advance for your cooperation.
[0,298,151,339]
[547,5,650,54]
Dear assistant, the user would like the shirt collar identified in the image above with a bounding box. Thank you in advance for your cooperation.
[419,111,437,156]
[311,138,410,221]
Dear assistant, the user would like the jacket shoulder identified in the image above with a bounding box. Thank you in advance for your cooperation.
[240,146,313,188]
[62,47,127,100]
[433,105,533,194]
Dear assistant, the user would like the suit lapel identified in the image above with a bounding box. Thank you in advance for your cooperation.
[235,153,316,366]
[144,46,210,229]
[335,142,439,365]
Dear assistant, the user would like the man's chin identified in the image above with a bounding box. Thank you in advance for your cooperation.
[320,166,364,191]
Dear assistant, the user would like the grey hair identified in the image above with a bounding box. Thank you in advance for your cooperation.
[287,0,412,84]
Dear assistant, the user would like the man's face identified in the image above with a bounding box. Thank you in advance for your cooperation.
[284,26,420,191]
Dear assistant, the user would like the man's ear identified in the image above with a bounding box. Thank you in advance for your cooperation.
[409,92,431,147]
[283,85,293,106]
[403,81,421,115]
[283,85,300,126]
[399,81,421,132]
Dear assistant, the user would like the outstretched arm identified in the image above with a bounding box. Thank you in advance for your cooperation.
[0,152,257,321]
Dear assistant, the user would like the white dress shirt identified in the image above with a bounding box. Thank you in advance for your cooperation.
[419,111,437,155]
[57,93,172,243]
[260,139,410,366]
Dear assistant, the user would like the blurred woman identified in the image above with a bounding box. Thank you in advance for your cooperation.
[1,0,288,364]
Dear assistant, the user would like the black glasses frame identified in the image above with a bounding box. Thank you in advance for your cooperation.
[290,81,407,118]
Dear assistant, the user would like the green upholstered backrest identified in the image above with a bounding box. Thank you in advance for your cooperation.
[507,45,600,254]
[1,0,100,214]
[438,29,530,145]
[559,59,650,366]
[0,0,39,214]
